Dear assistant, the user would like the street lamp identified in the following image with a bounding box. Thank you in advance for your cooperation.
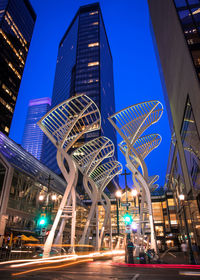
[51,194,57,201]
[179,194,185,201]
[39,194,45,201]
[131,189,137,207]
[178,193,196,264]
[131,189,137,197]
[116,190,122,198]
[115,190,122,235]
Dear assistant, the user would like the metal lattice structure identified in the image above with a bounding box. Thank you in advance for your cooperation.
[38,95,101,257]
[119,134,162,177]
[148,175,159,186]
[72,136,114,176]
[109,100,163,253]
[72,137,115,248]
[109,101,163,147]
[90,161,123,249]
[90,161,122,191]
[148,175,159,192]
[39,95,101,152]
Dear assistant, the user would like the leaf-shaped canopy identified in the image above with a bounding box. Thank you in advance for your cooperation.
[38,94,101,152]
[119,134,162,171]
[108,100,163,147]
[72,136,114,176]
[90,161,122,192]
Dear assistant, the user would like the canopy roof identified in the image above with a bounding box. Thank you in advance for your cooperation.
[0,132,66,194]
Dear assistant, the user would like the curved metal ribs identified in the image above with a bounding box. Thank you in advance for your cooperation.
[119,134,162,174]
[72,136,114,176]
[108,100,163,146]
[37,95,101,257]
[90,161,122,192]
[108,100,163,253]
[38,94,101,152]
[91,161,122,249]
[72,137,115,248]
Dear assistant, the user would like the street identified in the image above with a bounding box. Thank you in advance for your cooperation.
[1,256,200,280]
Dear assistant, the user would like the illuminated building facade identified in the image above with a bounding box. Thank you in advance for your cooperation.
[0,0,36,136]
[0,132,88,248]
[43,3,117,178]
[148,0,200,247]
[99,189,178,251]
[22,97,51,161]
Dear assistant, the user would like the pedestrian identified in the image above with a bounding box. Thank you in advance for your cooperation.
[192,243,199,264]
[181,242,188,263]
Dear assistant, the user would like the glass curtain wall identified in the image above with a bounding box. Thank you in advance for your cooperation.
[174,0,200,78]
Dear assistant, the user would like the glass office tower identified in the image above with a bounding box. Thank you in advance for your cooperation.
[43,3,117,177]
[22,97,51,161]
[0,0,36,136]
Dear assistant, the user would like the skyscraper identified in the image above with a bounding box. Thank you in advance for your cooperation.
[43,3,117,176]
[22,97,51,161]
[148,0,200,248]
[0,0,36,136]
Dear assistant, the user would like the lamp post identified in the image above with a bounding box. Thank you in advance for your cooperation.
[179,194,196,265]
[131,189,137,207]
[121,169,131,211]
[115,190,122,235]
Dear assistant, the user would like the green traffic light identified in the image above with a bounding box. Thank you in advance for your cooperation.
[38,213,47,226]
[124,216,131,223]
[39,219,46,225]
[123,213,132,224]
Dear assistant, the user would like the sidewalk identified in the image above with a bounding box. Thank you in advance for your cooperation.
[161,251,199,264]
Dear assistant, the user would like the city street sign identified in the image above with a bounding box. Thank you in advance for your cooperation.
[41,227,46,236]
[121,202,130,207]
[125,224,131,233]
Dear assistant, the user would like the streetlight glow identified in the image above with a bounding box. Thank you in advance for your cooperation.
[179,194,185,201]
[39,194,44,201]
[131,189,137,197]
[51,194,57,201]
[115,190,122,198]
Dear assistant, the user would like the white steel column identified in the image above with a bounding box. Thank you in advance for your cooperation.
[109,100,163,255]
[70,185,76,253]
[38,95,101,258]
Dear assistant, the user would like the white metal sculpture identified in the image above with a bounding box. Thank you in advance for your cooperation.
[72,137,115,248]
[89,161,123,249]
[148,175,159,192]
[119,134,162,190]
[109,101,163,253]
[38,94,101,257]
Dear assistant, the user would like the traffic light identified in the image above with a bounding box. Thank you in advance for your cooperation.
[123,212,133,225]
[38,213,47,226]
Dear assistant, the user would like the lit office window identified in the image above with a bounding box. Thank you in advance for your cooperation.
[88,61,99,67]
[88,42,99,47]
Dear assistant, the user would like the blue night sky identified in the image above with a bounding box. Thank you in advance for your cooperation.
[9,0,171,189]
